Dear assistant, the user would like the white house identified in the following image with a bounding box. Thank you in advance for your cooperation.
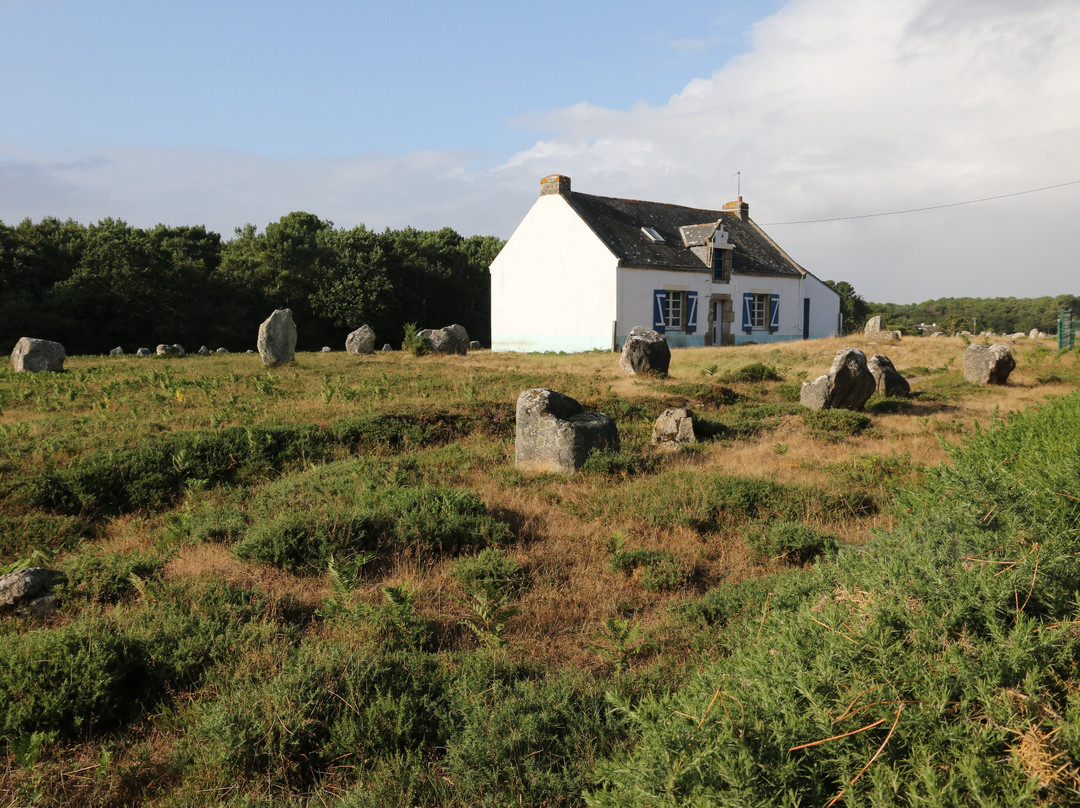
[491,175,841,352]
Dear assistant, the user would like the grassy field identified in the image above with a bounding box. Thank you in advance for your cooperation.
[1,334,1078,806]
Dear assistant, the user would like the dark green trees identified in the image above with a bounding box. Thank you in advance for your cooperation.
[0,214,501,355]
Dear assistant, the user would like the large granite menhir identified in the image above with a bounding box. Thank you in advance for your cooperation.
[346,325,376,354]
[418,324,470,355]
[258,308,297,366]
[11,337,66,372]
[963,343,1015,385]
[800,347,877,411]
[620,326,670,376]
[515,388,619,475]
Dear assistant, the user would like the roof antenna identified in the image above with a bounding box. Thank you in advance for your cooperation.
[733,170,741,200]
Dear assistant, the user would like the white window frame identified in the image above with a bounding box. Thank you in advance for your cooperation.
[664,291,686,331]
[750,293,769,329]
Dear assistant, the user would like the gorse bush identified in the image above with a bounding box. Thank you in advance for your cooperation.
[22,414,477,516]
[233,479,512,572]
[587,391,1080,806]
[743,520,838,564]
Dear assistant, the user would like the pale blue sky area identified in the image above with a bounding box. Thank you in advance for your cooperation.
[1,0,782,157]
[2,0,1078,303]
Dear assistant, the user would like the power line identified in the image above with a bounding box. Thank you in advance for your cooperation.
[758,179,1080,225]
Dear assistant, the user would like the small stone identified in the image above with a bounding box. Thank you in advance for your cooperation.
[110,346,124,356]
[650,408,696,450]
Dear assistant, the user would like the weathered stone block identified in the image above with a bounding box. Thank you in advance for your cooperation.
[867,354,910,396]
[801,347,876,411]
[620,326,670,376]
[257,308,297,366]
[515,388,619,474]
[11,337,66,373]
[650,408,696,450]
[963,343,1015,385]
[346,324,376,354]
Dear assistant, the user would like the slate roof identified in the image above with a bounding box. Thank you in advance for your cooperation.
[562,192,806,278]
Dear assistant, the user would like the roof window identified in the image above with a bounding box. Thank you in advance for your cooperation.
[641,226,665,243]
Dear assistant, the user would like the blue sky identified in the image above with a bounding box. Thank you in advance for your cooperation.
[2,0,1079,304]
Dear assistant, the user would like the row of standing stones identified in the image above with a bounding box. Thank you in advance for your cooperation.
[9,310,481,373]
[515,324,1019,476]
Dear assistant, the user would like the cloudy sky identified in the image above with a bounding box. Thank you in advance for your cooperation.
[2,0,1078,303]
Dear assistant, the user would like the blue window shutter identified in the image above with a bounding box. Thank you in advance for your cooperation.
[686,292,698,332]
[769,293,780,333]
[653,290,666,331]
[742,293,753,332]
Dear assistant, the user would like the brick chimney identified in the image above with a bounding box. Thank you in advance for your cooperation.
[722,196,749,221]
[540,174,571,196]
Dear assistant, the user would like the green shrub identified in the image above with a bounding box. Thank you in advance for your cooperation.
[187,644,446,786]
[452,548,529,601]
[0,512,86,559]
[720,362,783,383]
[62,548,170,603]
[743,520,837,564]
[233,484,511,573]
[801,408,872,441]
[0,617,143,743]
[584,449,658,476]
[401,322,427,356]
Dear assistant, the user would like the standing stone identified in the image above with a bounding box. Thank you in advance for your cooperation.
[515,388,619,475]
[137,347,152,357]
[156,344,174,356]
[346,324,377,354]
[198,345,210,356]
[469,340,482,351]
[620,326,671,376]
[110,346,124,356]
[864,315,902,341]
[867,355,910,396]
[321,346,332,352]
[257,308,297,366]
[216,347,229,354]
[382,344,393,352]
[800,347,877,411]
[11,338,66,372]
[650,408,697,450]
[418,324,470,355]
[172,344,186,357]
[963,344,1016,385]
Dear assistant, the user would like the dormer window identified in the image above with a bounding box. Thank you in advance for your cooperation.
[641,226,665,243]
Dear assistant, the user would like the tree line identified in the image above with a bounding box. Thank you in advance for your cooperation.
[825,281,1079,336]
[0,212,503,356]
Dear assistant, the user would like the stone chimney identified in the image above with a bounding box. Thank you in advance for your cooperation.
[540,174,571,196]
[722,196,749,221]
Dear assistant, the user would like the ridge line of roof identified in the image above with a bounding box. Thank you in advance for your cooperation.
[571,191,728,217]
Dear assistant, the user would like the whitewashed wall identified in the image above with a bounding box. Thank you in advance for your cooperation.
[491,196,619,352]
